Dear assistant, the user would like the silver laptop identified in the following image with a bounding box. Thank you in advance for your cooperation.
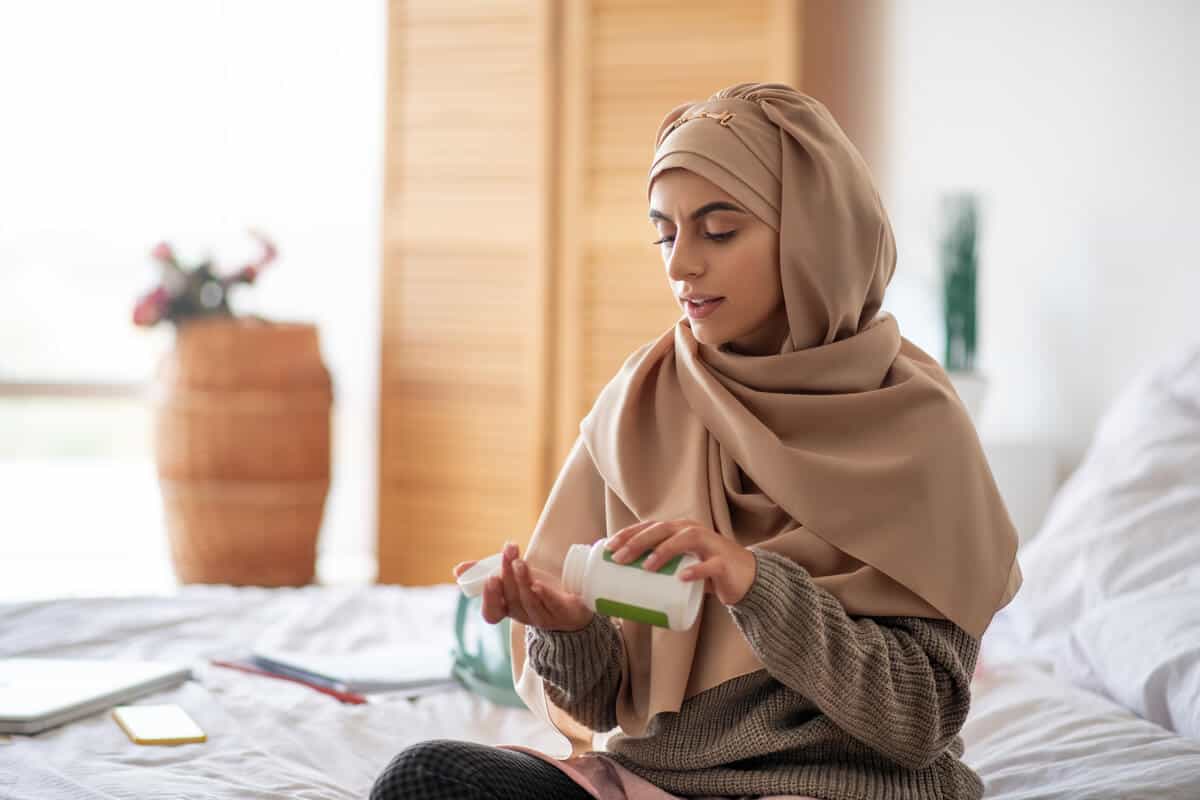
[0,658,191,735]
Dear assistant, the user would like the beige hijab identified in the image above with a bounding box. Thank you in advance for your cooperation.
[510,82,1022,754]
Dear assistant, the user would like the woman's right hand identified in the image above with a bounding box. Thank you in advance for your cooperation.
[453,542,594,632]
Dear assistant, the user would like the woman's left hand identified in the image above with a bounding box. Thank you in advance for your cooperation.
[605,519,757,606]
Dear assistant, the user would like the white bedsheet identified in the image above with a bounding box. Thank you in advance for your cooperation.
[3,585,1199,799]
[968,607,1200,798]
[0,585,563,799]
[963,659,1200,799]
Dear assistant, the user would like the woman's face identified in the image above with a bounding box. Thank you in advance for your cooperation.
[648,168,788,356]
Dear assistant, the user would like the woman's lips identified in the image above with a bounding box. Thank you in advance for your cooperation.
[684,297,724,319]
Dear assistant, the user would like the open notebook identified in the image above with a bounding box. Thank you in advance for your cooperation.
[250,644,457,694]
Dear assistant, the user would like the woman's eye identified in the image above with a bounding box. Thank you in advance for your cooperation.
[651,231,736,246]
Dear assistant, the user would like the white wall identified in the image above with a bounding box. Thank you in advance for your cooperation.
[877,1,1200,475]
[0,1,385,592]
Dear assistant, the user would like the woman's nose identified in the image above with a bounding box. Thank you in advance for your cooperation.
[665,234,703,281]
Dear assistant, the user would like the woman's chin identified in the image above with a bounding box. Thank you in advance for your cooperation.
[691,328,724,350]
[688,322,723,346]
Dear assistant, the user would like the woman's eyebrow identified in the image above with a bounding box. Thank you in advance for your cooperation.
[648,201,747,223]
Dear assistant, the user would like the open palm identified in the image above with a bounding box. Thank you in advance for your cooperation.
[453,543,594,632]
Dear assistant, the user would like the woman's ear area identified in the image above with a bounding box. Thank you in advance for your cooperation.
[653,101,695,150]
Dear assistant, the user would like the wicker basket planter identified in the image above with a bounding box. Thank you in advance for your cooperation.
[151,317,332,586]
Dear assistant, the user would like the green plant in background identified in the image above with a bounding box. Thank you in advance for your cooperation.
[939,193,978,372]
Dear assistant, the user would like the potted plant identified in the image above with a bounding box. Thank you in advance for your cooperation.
[939,193,987,424]
[133,231,332,586]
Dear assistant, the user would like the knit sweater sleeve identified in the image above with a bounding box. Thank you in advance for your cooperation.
[726,547,980,771]
[524,612,623,734]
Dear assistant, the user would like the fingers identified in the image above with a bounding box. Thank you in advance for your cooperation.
[481,574,508,624]
[513,558,550,627]
[680,556,724,584]
[530,579,561,611]
[640,524,714,571]
[603,520,657,554]
[532,580,575,619]
[681,547,757,606]
[452,560,477,579]
[499,542,529,622]
[525,563,559,587]
[609,520,683,565]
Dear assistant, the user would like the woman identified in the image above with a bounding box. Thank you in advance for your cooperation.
[371,82,1021,800]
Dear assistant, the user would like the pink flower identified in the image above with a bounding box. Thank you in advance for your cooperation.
[248,229,278,263]
[150,241,177,266]
[133,230,279,328]
[132,286,170,327]
[225,229,277,285]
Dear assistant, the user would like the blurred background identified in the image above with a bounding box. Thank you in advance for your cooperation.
[2,0,1197,601]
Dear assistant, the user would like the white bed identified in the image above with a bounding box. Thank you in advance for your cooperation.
[0,584,562,799]
[7,343,1200,799]
[0,580,1197,800]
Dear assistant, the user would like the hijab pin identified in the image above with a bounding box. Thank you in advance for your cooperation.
[664,110,736,138]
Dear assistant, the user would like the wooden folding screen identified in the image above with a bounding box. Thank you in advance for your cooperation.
[379,0,803,584]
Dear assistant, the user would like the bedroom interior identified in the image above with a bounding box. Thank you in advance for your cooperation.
[2,1,1199,797]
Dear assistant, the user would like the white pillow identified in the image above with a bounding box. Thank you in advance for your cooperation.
[1058,568,1200,740]
[994,341,1200,738]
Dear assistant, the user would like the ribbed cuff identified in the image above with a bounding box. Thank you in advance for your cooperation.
[526,613,620,687]
[727,547,808,626]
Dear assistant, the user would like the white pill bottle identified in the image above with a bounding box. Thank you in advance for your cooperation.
[561,541,704,630]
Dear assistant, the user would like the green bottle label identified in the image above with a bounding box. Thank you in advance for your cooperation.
[595,597,670,628]
[602,548,683,576]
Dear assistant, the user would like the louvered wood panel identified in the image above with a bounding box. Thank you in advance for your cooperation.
[378,0,556,584]
[552,0,803,467]
[378,1,805,584]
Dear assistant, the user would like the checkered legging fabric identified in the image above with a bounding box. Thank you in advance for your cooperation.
[369,739,595,800]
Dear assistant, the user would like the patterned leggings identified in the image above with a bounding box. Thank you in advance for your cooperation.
[370,739,595,800]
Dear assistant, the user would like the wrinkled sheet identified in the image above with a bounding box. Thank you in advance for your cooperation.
[0,585,563,799]
[3,585,1199,799]
[965,609,1200,799]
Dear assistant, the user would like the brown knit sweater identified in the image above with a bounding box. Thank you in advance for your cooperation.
[526,548,984,800]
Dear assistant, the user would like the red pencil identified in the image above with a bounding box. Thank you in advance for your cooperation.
[209,658,368,705]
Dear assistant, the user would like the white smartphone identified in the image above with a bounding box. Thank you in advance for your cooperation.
[112,704,206,745]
